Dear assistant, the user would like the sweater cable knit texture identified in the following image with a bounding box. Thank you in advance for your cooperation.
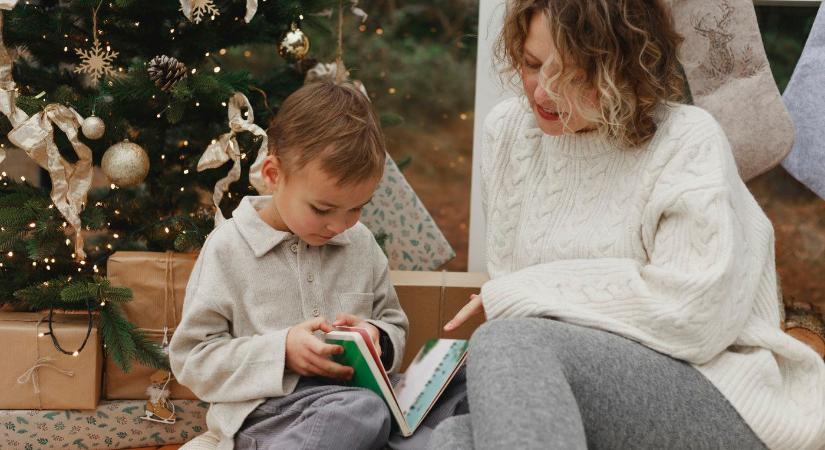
[479,97,825,450]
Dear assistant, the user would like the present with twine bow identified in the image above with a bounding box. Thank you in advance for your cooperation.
[104,251,199,400]
[0,311,102,410]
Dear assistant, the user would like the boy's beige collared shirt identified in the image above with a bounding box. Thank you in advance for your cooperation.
[169,195,408,449]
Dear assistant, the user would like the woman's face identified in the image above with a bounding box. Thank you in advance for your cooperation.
[521,12,598,135]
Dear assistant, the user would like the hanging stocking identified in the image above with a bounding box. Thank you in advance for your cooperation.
[781,4,825,200]
[667,0,794,181]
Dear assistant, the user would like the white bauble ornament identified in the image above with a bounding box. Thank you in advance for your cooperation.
[81,115,105,140]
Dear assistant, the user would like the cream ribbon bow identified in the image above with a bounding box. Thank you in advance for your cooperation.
[197,92,268,225]
[7,104,93,259]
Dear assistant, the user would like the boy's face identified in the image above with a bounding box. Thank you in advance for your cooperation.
[259,154,379,246]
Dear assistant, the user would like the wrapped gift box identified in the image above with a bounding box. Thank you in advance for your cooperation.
[105,251,198,400]
[390,271,488,370]
[362,157,456,271]
[0,399,209,449]
[0,312,102,410]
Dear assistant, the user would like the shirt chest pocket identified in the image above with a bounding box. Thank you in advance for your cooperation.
[337,292,375,318]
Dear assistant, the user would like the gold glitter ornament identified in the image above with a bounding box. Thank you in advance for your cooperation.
[81,115,105,140]
[101,140,150,186]
[277,23,310,61]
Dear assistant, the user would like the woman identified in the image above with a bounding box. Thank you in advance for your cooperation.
[433,1,825,449]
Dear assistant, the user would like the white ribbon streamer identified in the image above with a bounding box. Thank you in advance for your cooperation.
[7,104,93,259]
[197,92,268,225]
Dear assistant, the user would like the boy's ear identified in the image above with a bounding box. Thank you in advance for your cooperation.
[260,155,282,194]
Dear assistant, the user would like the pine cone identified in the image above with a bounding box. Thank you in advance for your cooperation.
[147,55,188,91]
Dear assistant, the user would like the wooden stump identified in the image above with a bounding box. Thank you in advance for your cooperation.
[785,302,825,359]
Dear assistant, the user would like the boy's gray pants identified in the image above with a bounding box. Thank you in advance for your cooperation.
[234,369,468,450]
[234,378,391,450]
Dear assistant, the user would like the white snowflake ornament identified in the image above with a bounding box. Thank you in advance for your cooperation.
[181,0,220,24]
[74,41,119,84]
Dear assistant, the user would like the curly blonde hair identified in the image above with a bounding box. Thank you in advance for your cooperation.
[496,0,687,147]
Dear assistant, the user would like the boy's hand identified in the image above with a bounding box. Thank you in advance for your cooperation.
[444,294,486,331]
[285,318,353,380]
[333,313,382,357]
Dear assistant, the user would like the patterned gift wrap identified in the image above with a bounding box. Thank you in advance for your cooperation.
[0,400,208,449]
[362,157,456,270]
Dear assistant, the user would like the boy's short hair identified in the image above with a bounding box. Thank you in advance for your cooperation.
[267,81,386,186]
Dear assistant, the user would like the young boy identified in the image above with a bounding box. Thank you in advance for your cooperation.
[169,81,409,450]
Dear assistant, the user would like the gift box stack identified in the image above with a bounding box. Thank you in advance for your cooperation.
[0,253,486,449]
[0,251,210,449]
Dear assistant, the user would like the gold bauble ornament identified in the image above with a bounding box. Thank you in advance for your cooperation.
[101,140,150,186]
[81,115,105,140]
[278,23,310,61]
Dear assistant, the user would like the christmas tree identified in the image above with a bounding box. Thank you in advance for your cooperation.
[0,0,342,371]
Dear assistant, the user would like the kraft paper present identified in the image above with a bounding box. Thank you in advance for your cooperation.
[105,251,198,400]
[0,311,102,410]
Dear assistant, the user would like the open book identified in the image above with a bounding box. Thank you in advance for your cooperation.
[324,327,468,437]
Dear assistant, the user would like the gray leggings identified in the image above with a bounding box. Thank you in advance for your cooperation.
[430,318,768,450]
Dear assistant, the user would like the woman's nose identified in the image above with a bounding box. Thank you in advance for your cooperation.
[534,79,550,106]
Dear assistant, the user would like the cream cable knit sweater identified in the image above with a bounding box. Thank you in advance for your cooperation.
[478,98,825,450]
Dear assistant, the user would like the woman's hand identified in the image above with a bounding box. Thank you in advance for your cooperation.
[444,294,486,331]
[285,317,353,380]
[333,313,382,357]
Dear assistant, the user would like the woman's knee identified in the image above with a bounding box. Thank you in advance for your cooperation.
[470,318,552,353]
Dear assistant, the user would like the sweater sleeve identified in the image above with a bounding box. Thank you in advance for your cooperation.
[480,128,770,365]
[364,236,409,373]
[169,233,294,403]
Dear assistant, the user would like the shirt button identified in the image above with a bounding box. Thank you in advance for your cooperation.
[312,308,320,317]
[290,243,298,253]
[307,274,314,282]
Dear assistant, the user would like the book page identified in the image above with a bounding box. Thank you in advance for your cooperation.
[395,339,468,430]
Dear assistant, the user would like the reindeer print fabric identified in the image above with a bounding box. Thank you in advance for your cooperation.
[667,0,794,181]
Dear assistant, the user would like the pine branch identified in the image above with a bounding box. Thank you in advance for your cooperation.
[130,328,170,370]
[60,277,135,305]
[99,303,168,372]
[99,304,138,373]
[14,277,73,310]
[15,94,45,116]
[0,206,32,229]
[106,69,157,104]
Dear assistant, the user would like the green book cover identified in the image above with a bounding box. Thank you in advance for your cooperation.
[327,338,388,401]
[325,329,467,437]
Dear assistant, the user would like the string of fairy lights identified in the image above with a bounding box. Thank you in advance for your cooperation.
[3,1,472,277]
